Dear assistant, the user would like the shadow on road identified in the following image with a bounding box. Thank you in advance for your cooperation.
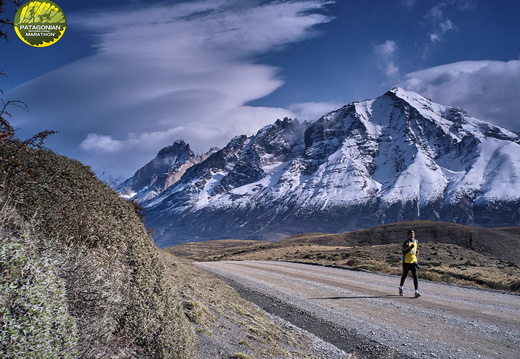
[310,294,419,300]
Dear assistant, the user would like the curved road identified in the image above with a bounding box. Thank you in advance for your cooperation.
[196,261,520,359]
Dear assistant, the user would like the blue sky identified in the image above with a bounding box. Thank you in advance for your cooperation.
[2,0,520,180]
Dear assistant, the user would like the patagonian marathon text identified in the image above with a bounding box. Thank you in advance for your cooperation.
[19,25,62,30]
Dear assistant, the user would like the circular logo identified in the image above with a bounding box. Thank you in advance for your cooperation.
[14,1,67,47]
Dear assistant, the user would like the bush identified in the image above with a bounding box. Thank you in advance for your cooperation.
[0,233,78,358]
[0,142,197,358]
[510,280,520,292]
[0,73,197,357]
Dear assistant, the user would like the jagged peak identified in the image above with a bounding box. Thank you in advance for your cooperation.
[387,86,425,100]
[258,117,299,133]
[156,139,192,159]
[227,135,248,149]
[385,87,438,107]
[314,88,432,126]
[380,87,453,123]
[275,116,296,124]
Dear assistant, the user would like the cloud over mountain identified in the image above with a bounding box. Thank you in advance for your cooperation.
[7,0,334,178]
[128,88,520,246]
[402,60,520,132]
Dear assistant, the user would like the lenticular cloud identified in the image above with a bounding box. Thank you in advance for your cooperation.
[7,0,334,177]
[402,60,520,132]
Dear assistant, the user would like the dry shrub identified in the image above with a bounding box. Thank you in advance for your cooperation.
[0,140,197,358]
[0,232,78,359]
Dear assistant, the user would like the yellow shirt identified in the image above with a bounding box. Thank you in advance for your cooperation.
[403,240,418,264]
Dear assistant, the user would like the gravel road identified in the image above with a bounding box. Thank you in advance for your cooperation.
[196,261,520,359]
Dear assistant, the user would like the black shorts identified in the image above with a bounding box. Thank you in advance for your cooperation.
[402,262,419,271]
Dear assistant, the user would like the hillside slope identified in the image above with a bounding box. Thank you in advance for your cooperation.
[0,126,357,358]
[0,137,196,358]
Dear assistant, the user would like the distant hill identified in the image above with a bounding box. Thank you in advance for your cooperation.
[169,220,520,265]
[279,221,520,265]
[167,220,520,291]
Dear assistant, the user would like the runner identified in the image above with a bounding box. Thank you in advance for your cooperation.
[399,229,420,298]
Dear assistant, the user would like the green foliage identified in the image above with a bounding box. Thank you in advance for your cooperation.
[0,107,196,357]
[0,234,78,358]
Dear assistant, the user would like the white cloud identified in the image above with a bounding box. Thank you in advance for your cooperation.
[429,18,457,44]
[399,0,417,9]
[419,1,463,59]
[454,0,476,11]
[288,101,343,122]
[80,134,124,153]
[429,19,456,43]
[7,0,334,178]
[401,60,520,131]
[374,40,399,78]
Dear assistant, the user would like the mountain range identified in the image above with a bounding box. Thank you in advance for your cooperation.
[118,88,520,247]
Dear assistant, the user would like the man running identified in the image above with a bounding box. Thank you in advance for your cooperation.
[399,230,420,298]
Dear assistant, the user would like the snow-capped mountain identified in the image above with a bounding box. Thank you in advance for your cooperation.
[117,140,217,202]
[125,88,520,247]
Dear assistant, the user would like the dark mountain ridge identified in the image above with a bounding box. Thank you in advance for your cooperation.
[118,139,217,202]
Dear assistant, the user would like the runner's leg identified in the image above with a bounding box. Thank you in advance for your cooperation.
[400,263,410,287]
[410,263,419,291]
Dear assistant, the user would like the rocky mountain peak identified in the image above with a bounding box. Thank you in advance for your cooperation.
[117,139,217,202]
[119,89,520,246]
[156,139,193,160]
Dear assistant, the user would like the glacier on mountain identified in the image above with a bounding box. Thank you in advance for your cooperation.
[120,88,520,246]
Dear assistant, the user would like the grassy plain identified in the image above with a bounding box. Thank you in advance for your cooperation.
[168,221,520,292]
